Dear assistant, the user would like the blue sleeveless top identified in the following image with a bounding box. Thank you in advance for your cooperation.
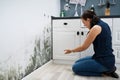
[92,19,115,70]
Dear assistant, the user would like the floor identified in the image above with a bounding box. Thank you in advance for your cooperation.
[22,60,120,80]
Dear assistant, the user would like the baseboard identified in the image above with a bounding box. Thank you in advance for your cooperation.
[52,59,75,65]
[22,60,53,80]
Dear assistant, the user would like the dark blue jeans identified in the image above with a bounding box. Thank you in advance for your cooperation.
[72,56,108,76]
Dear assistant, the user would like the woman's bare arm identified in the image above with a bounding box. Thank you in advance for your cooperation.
[64,25,101,54]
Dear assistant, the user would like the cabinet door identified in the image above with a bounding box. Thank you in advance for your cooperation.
[53,31,80,60]
[113,46,120,63]
[113,18,120,45]
[113,18,120,63]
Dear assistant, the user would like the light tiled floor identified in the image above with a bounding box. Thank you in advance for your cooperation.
[22,60,120,80]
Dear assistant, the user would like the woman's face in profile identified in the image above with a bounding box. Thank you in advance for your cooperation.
[81,18,91,29]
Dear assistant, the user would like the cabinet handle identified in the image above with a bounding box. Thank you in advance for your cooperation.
[63,22,68,25]
[81,31,84,36]
[77,31,79,35]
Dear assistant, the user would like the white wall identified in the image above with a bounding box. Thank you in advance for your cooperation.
[0,0,60,79]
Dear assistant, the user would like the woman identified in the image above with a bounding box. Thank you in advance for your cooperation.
[64,10,119,78]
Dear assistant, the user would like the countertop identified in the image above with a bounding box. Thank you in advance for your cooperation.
[51,15,120,20]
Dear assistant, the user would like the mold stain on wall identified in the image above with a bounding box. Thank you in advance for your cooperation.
[0,25,52,80]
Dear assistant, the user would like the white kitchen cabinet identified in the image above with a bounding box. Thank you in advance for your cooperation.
[113,18,120,45]
[52,19,81,64]
[52,17,120,64]
[112,18,120,63]
[52,18,93,64]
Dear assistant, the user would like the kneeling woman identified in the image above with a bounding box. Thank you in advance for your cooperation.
[64,10,119,78]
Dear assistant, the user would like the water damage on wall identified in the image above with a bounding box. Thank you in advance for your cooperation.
[0,25,52,80]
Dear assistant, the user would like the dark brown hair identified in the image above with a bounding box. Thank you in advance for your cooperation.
[81,10,100,28]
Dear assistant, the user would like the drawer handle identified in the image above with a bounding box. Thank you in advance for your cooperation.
[63,22,68,25]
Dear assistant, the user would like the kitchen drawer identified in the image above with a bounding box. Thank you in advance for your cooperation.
[53,19,81,28]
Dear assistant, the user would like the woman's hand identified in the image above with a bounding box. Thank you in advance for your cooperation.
[64,49,72,54]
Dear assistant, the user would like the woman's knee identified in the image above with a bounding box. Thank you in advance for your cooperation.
[72,64,102,76]
[72,64,81,74]
[72,64,85,75]
[72,64,77,73]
